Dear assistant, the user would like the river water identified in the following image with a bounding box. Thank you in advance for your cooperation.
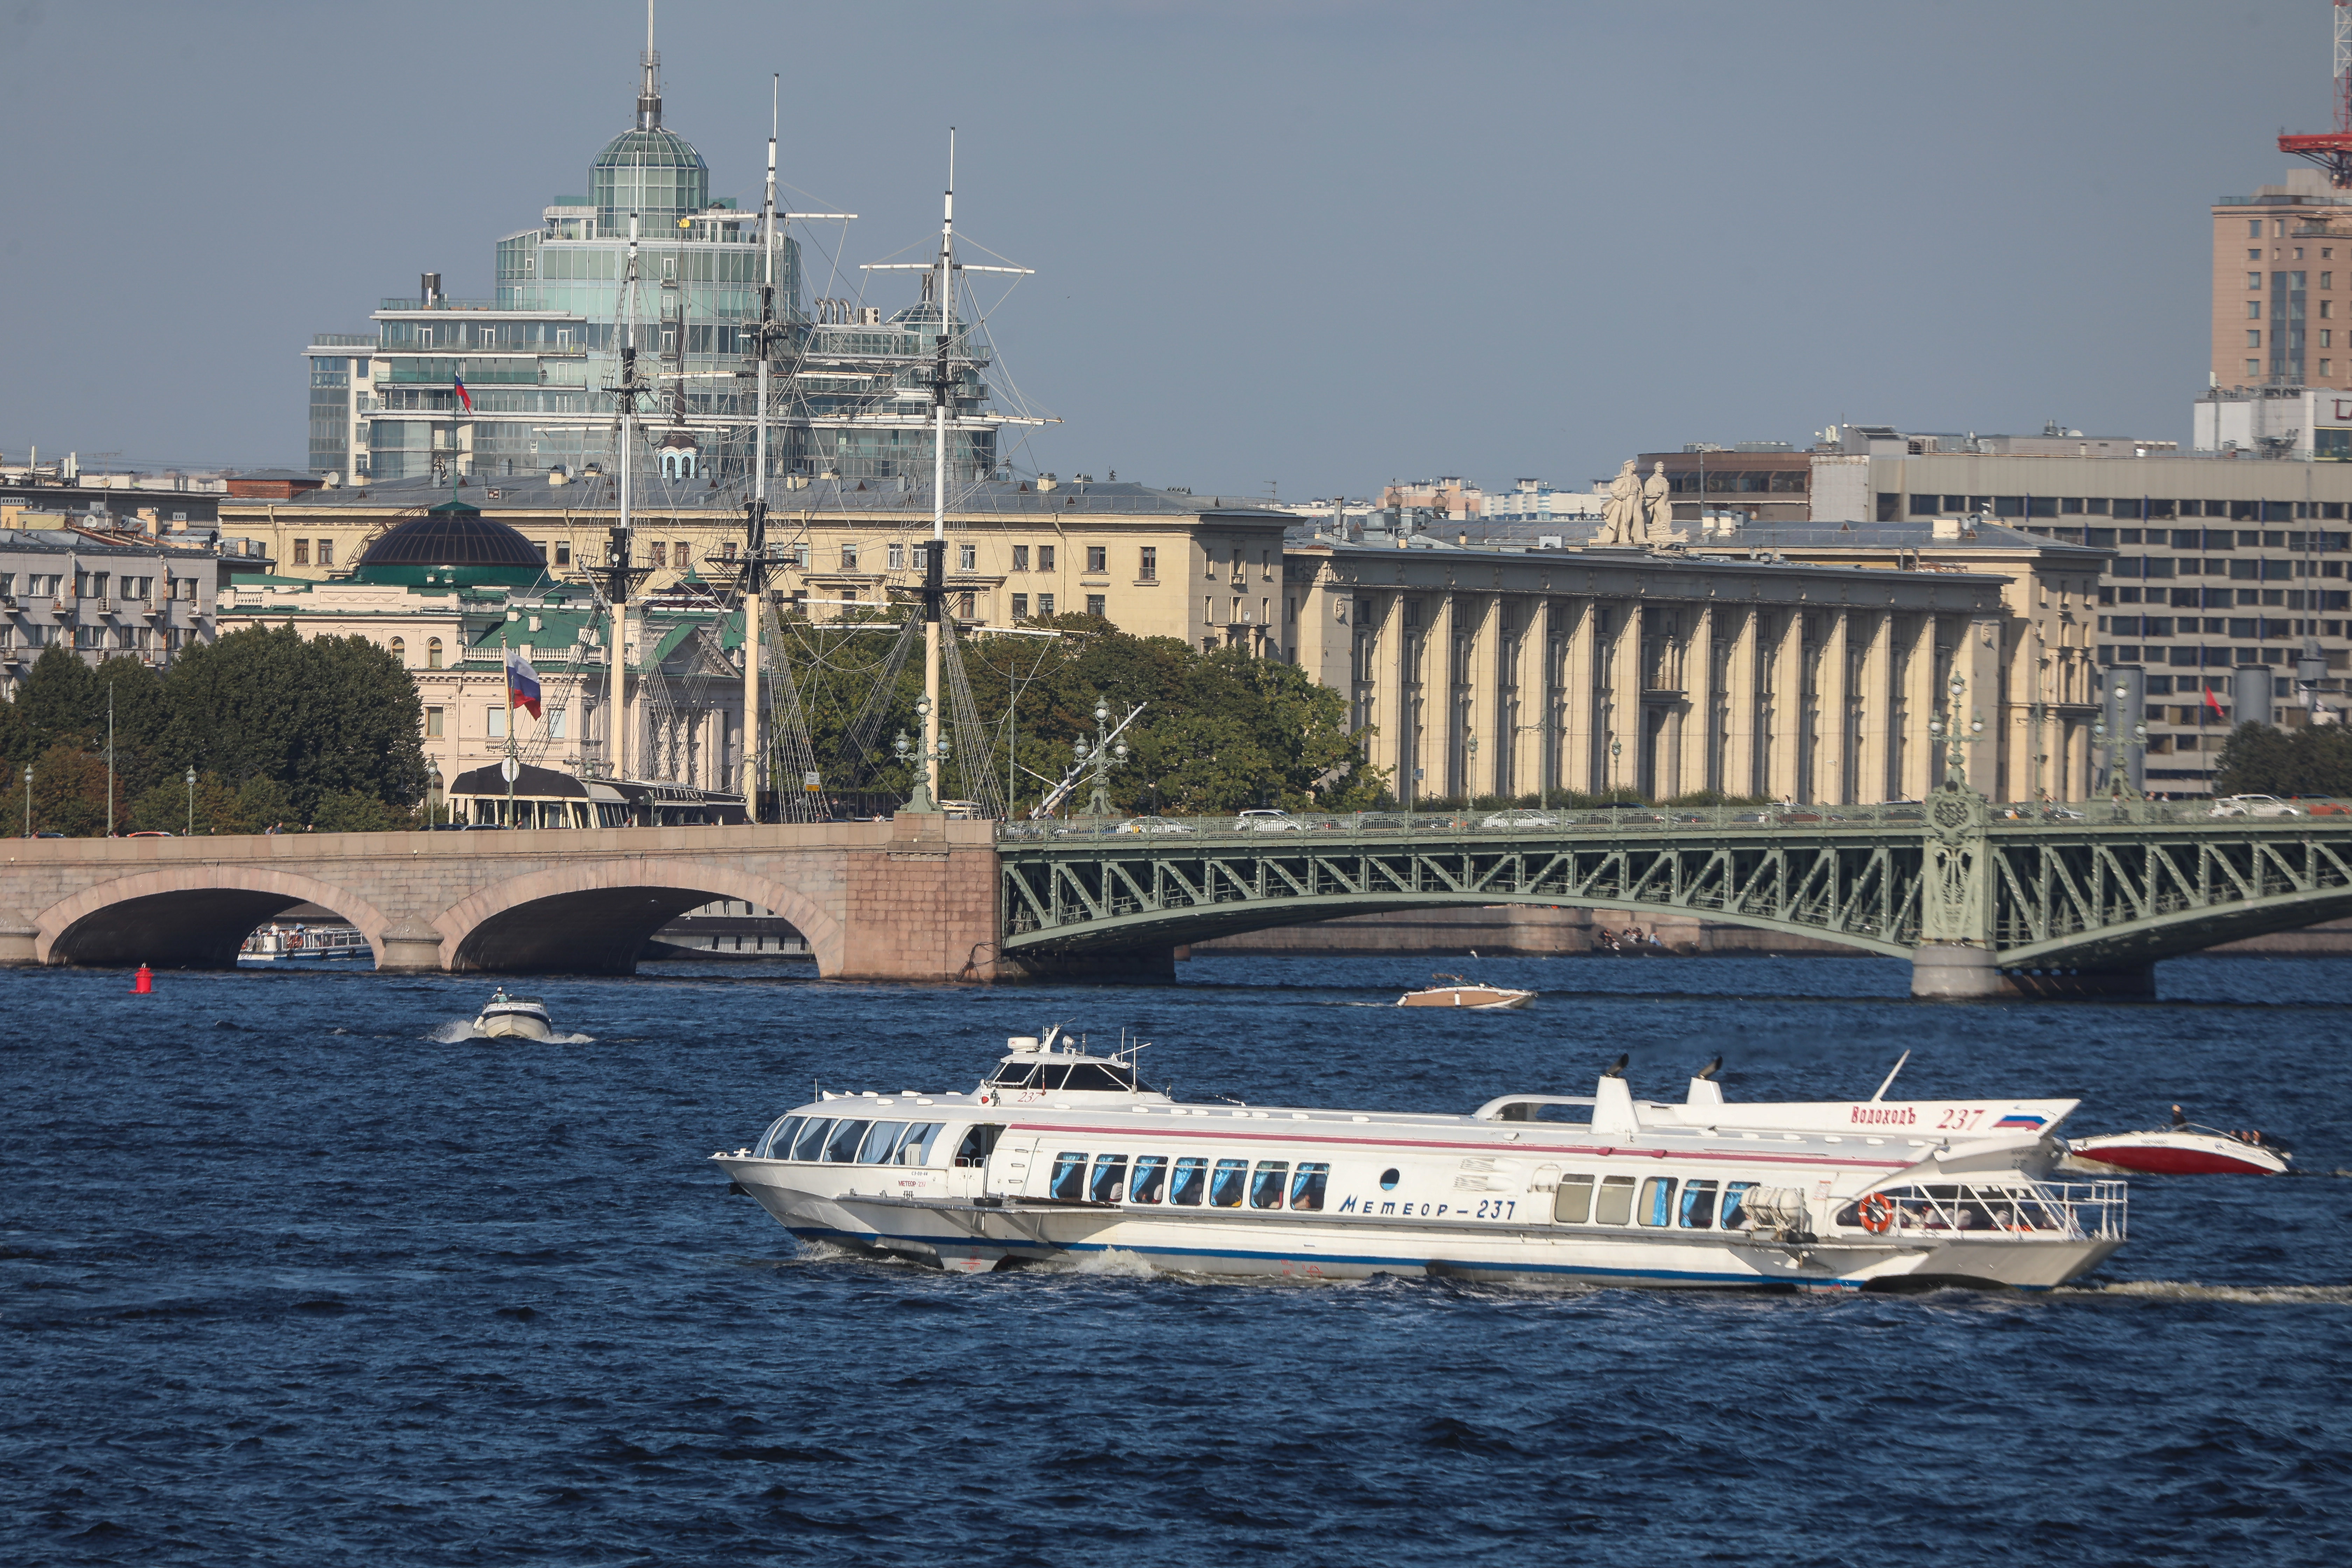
[5,953,2349,1566]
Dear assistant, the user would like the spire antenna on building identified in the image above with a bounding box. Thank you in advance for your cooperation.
[2280,0,2352,187]
[637,0,662,130]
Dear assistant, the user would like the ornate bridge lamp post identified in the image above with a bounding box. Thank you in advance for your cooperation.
[2093,707,2147,814]
[1609,737,1623,796]
[1926,673,1986,792]
[185,766,196,836]
[1074,699,1127,818]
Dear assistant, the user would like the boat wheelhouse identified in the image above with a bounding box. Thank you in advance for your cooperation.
[712,1033,2127,1291]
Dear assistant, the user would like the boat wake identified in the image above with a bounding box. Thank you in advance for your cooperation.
[2062,1280,2352,1305]
[425,1018,596,1044]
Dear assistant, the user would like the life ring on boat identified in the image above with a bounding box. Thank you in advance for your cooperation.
[1857,1194,1895,1235]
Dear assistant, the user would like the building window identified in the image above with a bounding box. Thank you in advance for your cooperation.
[1261,550,1274,579]
[794,544,811,568]
[840,544,858,571]
[1204,547,1217,578]
[1038,545,1056,572]
[292,539,309,566]
[1085,593,1106,617]
[555,542,570,567]
[2326,360,2335,377]
[722,541,737,562]
[1012,545,1029,571]
[318,539,334,568]
[958,544,976,570]
[1139,546,1157,581]
[2248,359,2262,376]
[888,542,906,570]
[1286,595,1297,624]
[1038,593,1055,617]
[2250,272,2263,289]
[2249,301,2262,320]
[425,706,444,738]
[2249,330,2263,348]
[958,591,974,618]
[2251,220,2264,238]
[427,637,443,670]
[548,706,567,739]
[1085,545,1107,573]
[1011,593,1028,618]
[390,636,406,664]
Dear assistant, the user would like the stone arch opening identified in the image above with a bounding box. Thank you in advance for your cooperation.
[444,861,842,976]
[39,869,392,969]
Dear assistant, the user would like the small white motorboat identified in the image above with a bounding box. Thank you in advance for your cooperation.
[1396,974,1535,1010]
[472,988,553,1041]
[2063,1123,2292,1177]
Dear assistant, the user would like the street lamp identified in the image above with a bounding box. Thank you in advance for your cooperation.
[21,762,29,838]
[1932,673,1984,789]
[185,766,196,836]
[1465,732,1478,805]
[1079,698,1128,818]
[1609,736,1622,796]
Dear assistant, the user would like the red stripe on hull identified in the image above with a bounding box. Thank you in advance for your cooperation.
[2072,1144,2278,1176]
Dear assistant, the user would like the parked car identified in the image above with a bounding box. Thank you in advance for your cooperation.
[127,831,173,838]
[1113,816,1195,835]
[1350,812,1413,834]
[1478,808,1561,830]
[1234,808,1304,832]
[2208,794,2303,818]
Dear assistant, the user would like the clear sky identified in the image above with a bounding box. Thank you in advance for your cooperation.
[0,1,2332,495]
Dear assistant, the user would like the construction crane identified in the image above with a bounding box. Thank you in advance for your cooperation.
[2281,1,2352,187]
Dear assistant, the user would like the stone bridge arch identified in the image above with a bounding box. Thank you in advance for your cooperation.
[439,858,845,975]
[35,866,398,969]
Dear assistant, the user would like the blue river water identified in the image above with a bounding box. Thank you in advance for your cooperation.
[4,952,2350,1566]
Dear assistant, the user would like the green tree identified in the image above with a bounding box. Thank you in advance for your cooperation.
[2213,721,2352,796]
[21,743,118,836]
[128,769,245,835]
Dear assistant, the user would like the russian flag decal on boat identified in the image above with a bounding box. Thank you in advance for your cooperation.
[1993,1113,2047,1130]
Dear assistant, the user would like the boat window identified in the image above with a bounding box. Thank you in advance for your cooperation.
[1130,1154,1168,1203]
[895,1124,946,1166]
[953,1124,1002,1168]
[1678,1179,1719,1228]
[857,1121,909,1164]
[1554,1173,1595,1224]
[1049,1152,1088,1200]
[1035,1065,1070,1091]
[1089,1154,1128,1203]
[789,1118,835,1162]
[1594,1175,1637,1226]
[1170,1156,1208,1206]
[1533,1104,1593,1124]
[1379,1168,1400,1191]
[1208,1158,1249,1208]
[989,1062,1038,1088]
[1061,1064,1135,1092]
[1249,1161,1289,1210]
[822,1120,868,1163]
[756,1114,802,1159]
[1639,1177,1678,1227]
[1720,1181,1757,1229]
[1289,1162,1330,1212]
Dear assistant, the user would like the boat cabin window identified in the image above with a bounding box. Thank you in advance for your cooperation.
[1049,1152,1088,1201]
[1594,1175,1637,1226]
[1169,1156,1208,1206]
[823,1120,869,1163]
[989,1062,1038,1089]
[856,1122,909,1164]
[892,1124,946,1166]
[1639,1177,1677,1227]
[1130,1154,1168,1203]
[788,1118,835,1162]
[1089,1154,1128,1203]
[1060,1064,1136,1092]
[1289,1162,1330,1212]
[1720,1182,1757,1229]
[1677,1179,1719,1229]
[1554,1173,1595,1224]
[757,1114,803,1158]
[987,1059,1136,1092]
[953,1124,1002,1168]
[1379,1168,1400,1191]
[1249,1161,1289,1210]
[1209,1158,1250,1208]
[1496,1101,1594,1124]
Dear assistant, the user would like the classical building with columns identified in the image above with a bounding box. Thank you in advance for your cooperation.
[1286,531,2035,805]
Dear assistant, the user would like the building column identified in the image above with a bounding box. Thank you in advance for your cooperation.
[1900,615,1940,799]
[1721,606,1759,798]
[1461,593,1502,799]
[1513,600,1549,801]
[1679,604,1717,797]
[1606,602,1643,793]
[1816,610,1851,804]
[1851,610,1892,803]
[1767,612,1802,802]
[1560,599,1598,795]
[1370,594,1408,805]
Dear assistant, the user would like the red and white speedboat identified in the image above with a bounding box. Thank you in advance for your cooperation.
[2063,1125,2292,1177]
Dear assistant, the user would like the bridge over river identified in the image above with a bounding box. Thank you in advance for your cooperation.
[2,786,2347,997]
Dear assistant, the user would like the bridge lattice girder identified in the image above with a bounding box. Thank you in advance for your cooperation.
[997,818,2352,970]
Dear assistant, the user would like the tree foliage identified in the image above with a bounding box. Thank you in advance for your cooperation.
[0,627,430,836]
[2212,721,2352,797]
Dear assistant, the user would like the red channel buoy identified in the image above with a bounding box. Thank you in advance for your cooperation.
[133,964,153,995]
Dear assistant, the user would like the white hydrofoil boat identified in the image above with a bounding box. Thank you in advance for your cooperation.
[712,1035,2127,1291]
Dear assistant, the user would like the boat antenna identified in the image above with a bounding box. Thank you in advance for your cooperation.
[1601,1054,1628,1079]
[1694,1055,1722,1081]
[1869,1049,1912,1103]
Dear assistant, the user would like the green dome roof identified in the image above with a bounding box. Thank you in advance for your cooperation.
[592,127,708,230]
[354,503,550,590]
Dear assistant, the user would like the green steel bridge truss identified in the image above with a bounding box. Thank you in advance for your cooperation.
[995,797,2352,974]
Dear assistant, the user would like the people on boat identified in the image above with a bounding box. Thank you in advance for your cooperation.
[2170,1104,2187,1128]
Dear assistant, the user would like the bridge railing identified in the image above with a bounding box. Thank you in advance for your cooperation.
[995,796,2347,843]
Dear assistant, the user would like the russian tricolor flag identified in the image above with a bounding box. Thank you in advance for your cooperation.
[506,647,541,719]
[1993,1112,2047,1130]
[454,372,472,412]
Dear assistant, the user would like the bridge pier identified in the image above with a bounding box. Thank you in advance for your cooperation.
[997,947,1177,984]
[1911,943,2156,1000]
[0,921,34,967]
[1910,942,2000,999]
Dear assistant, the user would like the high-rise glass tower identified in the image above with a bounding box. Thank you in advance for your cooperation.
[305,30,1009,491]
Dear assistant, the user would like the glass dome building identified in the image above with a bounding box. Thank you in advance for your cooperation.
[592,128,708,232]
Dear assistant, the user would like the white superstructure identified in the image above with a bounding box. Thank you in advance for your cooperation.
[712,1034,2127,1291]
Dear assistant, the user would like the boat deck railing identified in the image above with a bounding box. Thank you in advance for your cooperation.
[1854,1180,2128,1243]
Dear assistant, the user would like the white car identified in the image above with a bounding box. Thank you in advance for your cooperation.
[1235,808,1304,832]
[1479,808,1561,830]
[2208,794,2303,818]
[1114,816,1195,835]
